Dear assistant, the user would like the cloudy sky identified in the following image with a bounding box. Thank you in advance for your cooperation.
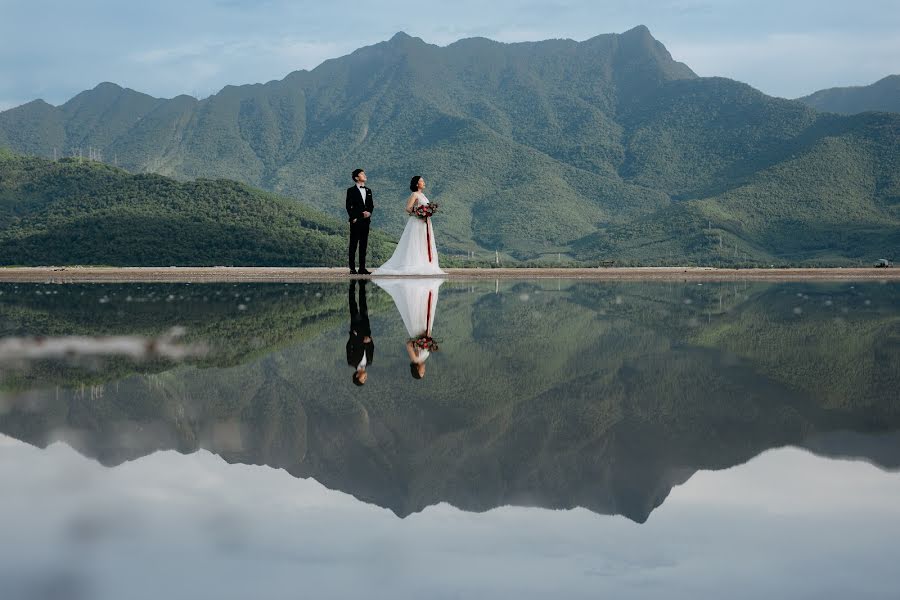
[1,0,899,111]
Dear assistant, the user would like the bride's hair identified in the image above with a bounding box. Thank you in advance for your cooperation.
[409,176,422,192]
[410,362,424,379]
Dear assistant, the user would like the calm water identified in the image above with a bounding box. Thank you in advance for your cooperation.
[1,279,899,599]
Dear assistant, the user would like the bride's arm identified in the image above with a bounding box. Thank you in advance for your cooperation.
[405,193,418,215]
[405,340,418,361]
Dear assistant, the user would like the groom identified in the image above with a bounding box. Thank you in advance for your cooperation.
[346,168,374,275]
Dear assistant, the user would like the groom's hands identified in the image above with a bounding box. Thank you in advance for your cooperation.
[362,211,371,218]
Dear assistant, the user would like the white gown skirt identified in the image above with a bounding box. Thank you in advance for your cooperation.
[373,278,444,338]
[374,216,445,276]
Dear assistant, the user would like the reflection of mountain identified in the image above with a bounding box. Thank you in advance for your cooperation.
[0,282,392,390]
[1,281,898,523]
[801,431,900,470]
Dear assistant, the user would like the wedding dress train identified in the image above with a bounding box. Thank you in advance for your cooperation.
[373,194,445,276]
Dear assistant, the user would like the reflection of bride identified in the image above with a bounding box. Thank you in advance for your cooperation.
[374,278,444,379]
[373,176,446,276]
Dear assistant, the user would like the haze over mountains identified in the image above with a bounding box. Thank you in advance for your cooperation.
[1,26,898,265]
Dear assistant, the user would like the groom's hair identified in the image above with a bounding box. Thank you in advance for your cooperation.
[352,169,364,181]
[409,176,422,192]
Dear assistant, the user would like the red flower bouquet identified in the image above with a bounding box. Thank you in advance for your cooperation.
[412,203,439,220]
[409,334,439,352]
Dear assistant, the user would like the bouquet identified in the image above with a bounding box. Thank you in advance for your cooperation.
[412,203,439,220]
[409,333,439,352]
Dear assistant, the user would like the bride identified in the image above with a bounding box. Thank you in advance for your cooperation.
[373,176,446,276]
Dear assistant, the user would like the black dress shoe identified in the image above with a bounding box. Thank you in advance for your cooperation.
[358,269,372,275]
[349,268,357,274]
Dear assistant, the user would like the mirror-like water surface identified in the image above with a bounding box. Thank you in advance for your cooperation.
[1,279,898,599]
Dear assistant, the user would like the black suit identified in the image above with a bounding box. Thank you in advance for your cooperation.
[346,185,374,271]
[347,281,374,368]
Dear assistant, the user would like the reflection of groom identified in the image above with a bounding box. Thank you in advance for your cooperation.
[346,168,374,275]
[347,280,374,386]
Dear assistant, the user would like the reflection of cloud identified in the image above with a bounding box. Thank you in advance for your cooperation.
[671,447,900,515]
[0,328,207,362]
[2,437,900,598]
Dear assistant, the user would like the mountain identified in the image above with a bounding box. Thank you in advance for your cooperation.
[0,151,393,266]
[798,75,900,115]
[1,279,898,522]
[1,27,899,265]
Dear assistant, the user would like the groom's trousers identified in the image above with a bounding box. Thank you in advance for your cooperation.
[349,219,370,271]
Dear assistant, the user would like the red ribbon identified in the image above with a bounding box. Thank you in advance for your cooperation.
[426,290,433,335]
[425,217,433,263]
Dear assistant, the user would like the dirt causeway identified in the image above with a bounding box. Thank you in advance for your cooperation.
[1,266,898,283]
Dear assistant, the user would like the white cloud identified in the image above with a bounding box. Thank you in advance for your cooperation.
[668,31,900,97]
[2,1,899,104]
[115,36,348,99]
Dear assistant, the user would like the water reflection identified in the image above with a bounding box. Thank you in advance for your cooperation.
[347,281,374,386]
[375,278,444,379]
[0,280,898,524]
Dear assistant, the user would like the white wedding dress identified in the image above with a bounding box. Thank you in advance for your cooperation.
[373,193,446,276]
[374,278,444,363]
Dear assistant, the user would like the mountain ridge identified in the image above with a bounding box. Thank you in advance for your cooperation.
[797,74,900,115]
[1,27,898,265]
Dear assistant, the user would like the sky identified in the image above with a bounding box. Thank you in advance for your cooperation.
[1,0,899,111]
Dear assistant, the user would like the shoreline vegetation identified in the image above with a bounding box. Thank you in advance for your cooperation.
[1,266,898,282]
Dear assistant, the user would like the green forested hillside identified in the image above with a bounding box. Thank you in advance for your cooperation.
[797,75,900,115]
[1,26,898,265]
[0,152,392,266]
